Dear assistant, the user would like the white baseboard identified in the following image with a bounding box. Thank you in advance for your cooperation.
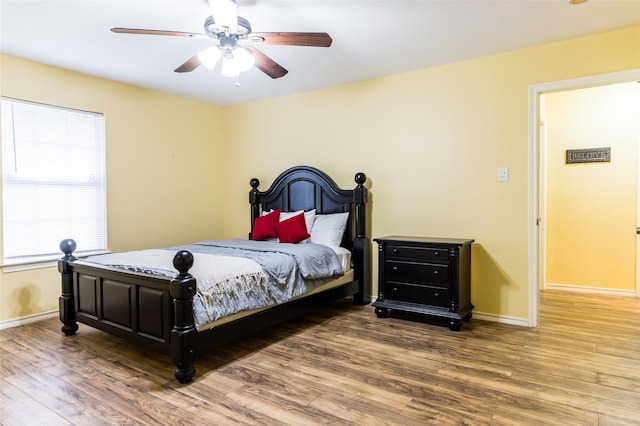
[545,283,638,297]
[0,310,58,330]
[471,311,531,327]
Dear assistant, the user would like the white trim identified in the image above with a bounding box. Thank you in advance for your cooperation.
[545,283,638,297]
[527,69,640,329]
[1,260,58,273]
[1,250,111,273]
[527,85,540,328]
[538,101,548,297]
[0,309,58,330]
[637,90,640,298]
[472,311,529,327]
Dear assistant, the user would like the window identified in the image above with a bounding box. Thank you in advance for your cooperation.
[1,98,106,268]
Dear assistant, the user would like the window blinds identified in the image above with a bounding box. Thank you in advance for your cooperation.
[1,98,106,263]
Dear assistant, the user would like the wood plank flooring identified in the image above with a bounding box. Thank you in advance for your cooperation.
[1,290,639,425]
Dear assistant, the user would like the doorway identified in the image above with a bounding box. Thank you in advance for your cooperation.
[528,69,640,327]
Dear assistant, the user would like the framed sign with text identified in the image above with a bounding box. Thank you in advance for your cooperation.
[565,147,611,164]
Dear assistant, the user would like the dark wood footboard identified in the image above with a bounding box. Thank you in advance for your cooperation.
[58,240,198,383]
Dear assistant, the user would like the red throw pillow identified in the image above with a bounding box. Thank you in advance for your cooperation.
[251,209,280,240]
[275,212,311,244]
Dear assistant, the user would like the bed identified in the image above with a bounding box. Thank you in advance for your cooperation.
[57,165,370,383]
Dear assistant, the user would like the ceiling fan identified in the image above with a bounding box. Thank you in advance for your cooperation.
[111,0,332,79]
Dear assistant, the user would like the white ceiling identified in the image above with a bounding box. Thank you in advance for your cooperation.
[1,0,639,106]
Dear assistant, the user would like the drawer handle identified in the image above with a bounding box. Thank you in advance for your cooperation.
[392,248,399,254]
[433,270,440,276]
[434,251,440,256]
[392,266,399,272]
[434,292,440,298]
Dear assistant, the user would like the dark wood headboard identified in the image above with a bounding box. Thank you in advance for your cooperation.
[248,165,370,304]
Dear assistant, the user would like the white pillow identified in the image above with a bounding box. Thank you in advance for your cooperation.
[309,212,349,247]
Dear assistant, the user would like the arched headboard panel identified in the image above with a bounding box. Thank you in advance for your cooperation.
[251,166,353,213]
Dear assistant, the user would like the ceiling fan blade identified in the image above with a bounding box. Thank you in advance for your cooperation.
[174,55,201,73]
[111,27,206,38]
[247,46,288,79]
[249,32,332,47]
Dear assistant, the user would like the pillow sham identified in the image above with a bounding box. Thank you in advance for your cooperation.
[275,212,311,244]
[309,212,350,247]
[251,209,280,241]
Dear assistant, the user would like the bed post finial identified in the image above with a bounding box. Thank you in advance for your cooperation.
[170,250,197,384]
[58,239,79,336]
[250,178,260,190]
[173,250,194,274]
[60,238,77,261]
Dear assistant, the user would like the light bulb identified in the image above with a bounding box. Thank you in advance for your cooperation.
[233,47,255,72]
[220,52,240,77]
[197,46,221,70]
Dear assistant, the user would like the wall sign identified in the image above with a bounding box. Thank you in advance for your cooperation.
[565,147,611,164]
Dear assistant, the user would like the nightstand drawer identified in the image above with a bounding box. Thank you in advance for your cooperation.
[385,245,448,263]
[385,282,449,307]
[386,261,449,285]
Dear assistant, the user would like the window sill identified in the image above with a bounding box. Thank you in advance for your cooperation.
[2,250,110,273]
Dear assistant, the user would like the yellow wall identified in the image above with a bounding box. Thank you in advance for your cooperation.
[222,26,640,321]
[0,25,638,325]
[545,82,639,290]
[0,55,226,322]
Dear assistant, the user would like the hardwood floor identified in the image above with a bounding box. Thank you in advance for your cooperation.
[1,290,639,425]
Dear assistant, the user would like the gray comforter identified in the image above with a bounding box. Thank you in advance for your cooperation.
[84,239,344,329]
[176,239,344,281]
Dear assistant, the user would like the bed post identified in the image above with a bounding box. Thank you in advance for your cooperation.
[58,239,79,336]
[170,251,198,384]
[249,178,261,239]
[352,172,371,305]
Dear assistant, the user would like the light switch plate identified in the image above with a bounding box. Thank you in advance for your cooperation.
[498,167,509,182]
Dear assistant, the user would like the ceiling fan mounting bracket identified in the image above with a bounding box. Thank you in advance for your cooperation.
[219,34,238,50]
[204,15,252,39]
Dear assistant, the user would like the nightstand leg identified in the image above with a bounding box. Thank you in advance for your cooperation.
[375,306,390,318]
[449,319,462,331]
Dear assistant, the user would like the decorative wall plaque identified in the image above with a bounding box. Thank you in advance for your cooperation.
[565,147,611,164]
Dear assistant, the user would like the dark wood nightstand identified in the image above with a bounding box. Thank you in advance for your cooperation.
[372,236,474,331]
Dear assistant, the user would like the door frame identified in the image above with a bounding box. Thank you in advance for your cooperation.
[527,68,640,327]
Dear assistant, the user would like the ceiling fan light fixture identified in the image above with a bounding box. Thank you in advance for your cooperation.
[220,51,241,77]
[196,46,222,70]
